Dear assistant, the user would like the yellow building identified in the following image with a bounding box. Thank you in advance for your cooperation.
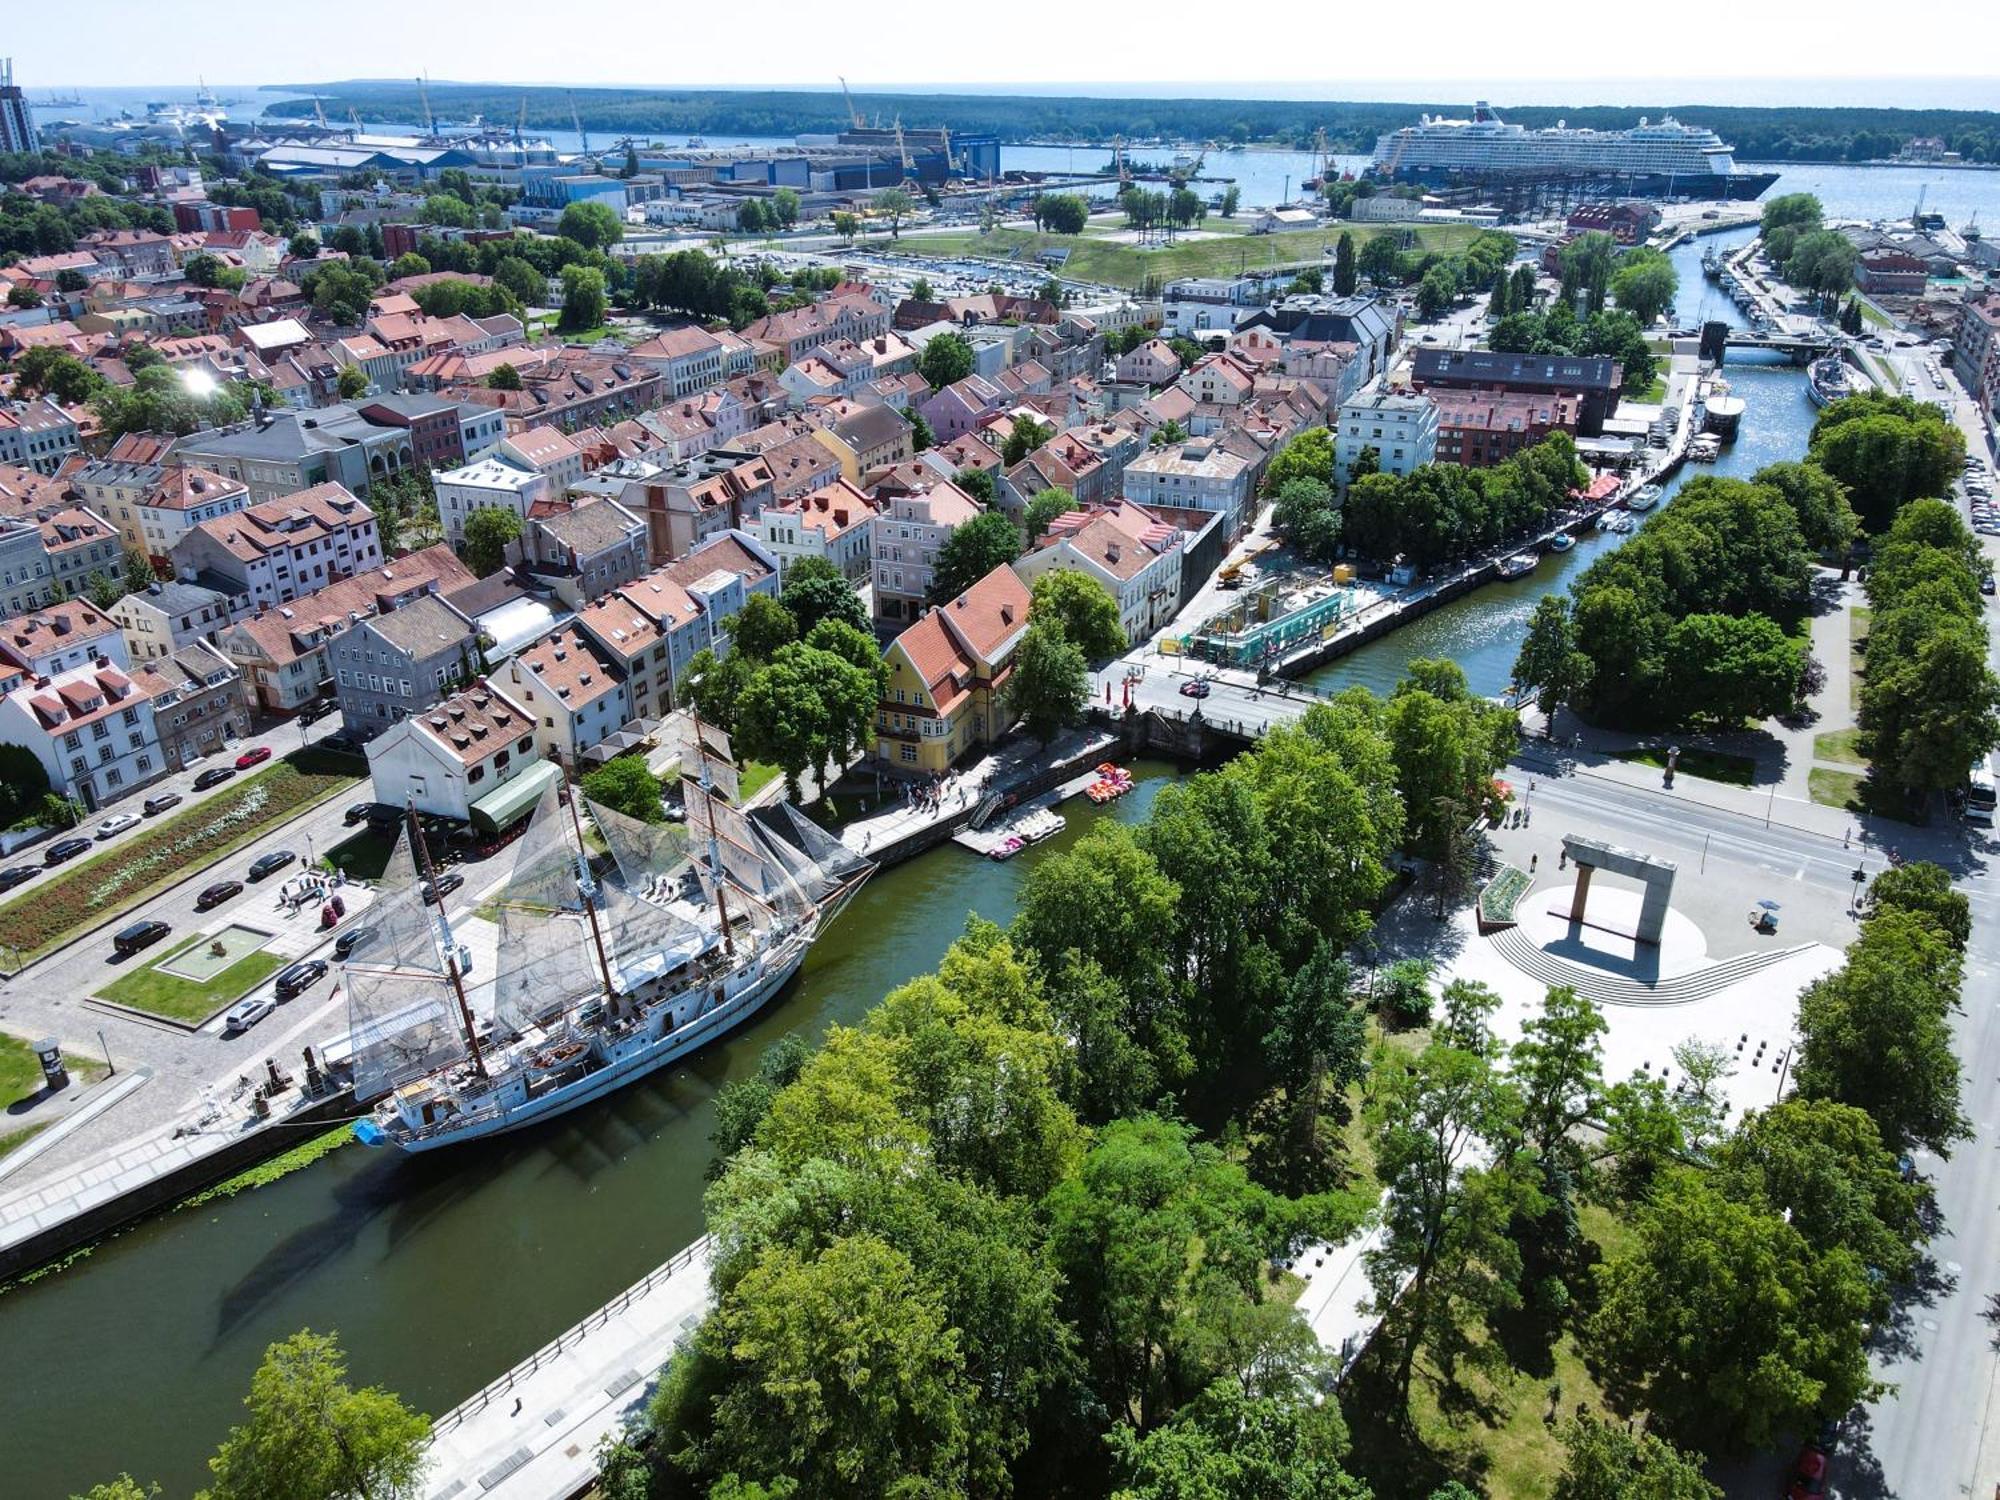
[875,562,1031,773]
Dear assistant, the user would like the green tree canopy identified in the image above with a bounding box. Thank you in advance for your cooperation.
[556,199,624,250]
[460,506,521,576]
[928,510,1023,603]
[1028,568,1126,660]
[1551,1414,1721,1500]
[579,756,666,823]
[1004,619,1089,742]
[777,556,868,636]
[1022,486,1077,540]
[917,330,975,390]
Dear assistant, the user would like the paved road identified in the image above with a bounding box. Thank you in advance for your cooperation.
[0,709,350,904]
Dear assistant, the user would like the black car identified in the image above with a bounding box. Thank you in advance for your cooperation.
[247,849,295,882]
[297,699,336,726]
[45,836,91,866]
[320,731,361,756]
[333,924,377,961]
[421,869,465,905]
[143,792,184,816]
[344,801,376,826]
[0,865,36,893]
[112,919,171,957]
[196,879,243,910]
[274,958,327,999]
[193,765,237,791]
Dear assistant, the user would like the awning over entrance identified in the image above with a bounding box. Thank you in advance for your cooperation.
[471,758,562,833]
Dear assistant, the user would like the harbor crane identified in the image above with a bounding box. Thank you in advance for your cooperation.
[894,117,915,180]
[515,97,527,149]
[568,91,590,161]
[838,76,864,131]
[415,73,437,137]
[1110,135,1132,186]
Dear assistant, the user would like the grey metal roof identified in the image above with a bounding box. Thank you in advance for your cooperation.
[360,592,472,657]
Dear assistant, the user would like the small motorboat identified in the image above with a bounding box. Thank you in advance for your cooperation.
[1627,484,1663,512]
[1549,532,1576,553]
[1498,552,1540,579]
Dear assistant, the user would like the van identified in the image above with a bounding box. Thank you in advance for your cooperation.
[112,919,171,957]
[1965,766,1996,827]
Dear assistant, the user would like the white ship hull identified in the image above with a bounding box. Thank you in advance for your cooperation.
[371,940,808,1154]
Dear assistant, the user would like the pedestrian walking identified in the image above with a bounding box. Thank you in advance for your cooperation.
[1530,853,1538,871]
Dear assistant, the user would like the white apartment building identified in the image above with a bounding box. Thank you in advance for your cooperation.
[433,458,550,548]
[364,681,549,825]
[503,625,632,766]
[1122,439,1259,538]
[168,482,383,614]
[1335,387,1439,487]
[749,479,879,583]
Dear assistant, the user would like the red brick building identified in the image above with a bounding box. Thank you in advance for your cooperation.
[1564,201,1659,245]
[1431,389,1581,468]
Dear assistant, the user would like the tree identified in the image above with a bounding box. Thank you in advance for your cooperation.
[1029,568,1125,659]
[777,556,868,637]
[1332,231,1356,295]
[183,251,226,287]
[557,264,607,332]
[1751,459,1858,554]
[10,347,105,404]
[736,640,878,797]
[1261,939,1369,1191]
[831,210,859,244]
[707,1032,811,1175]
[202,1329,428,1500]
[1866,859,1971,950]
[1416,261,1460,320]
[1609,248,1680,325]
[485,362,521,391]
[1786,229,1858,306]
[122,546,157,596]
[556,199,623,251]
[694,1234,974,1498]
[1106,1381,1368,1500]
[70,1480,161,1500]
[460,507,521,577]
[1587,1169,1879,1449]
[336,363,370,400]
[1272,478,1342,562]
[686,645,752,736]
[1366,1027,1525,1404]
[1022,486,1077,540]
[1001,414,1056,467]
[727,592,798,664]
[579,756,666,823]
[929,510,1023,603]
[1220,184,1241,220]
[917,330,974,391]
[1014,821,1180,1013]
[306,263,377,325]
[872,187,914,237]
[1357,232,1404,284]
[954,465,995,504]
[1551,1414,1721,1500]
[1511,986,1607,1175]
[288,230,321,259]
[1809,392,1965,531]
[1004,621,1088,743]
[1793,906,1970,1156]
[1513,595,1592,724]
[1559,231,1618,312]
[91,363,246,440]
[492,255,545,307]
[1663,612,1801,724]
[1262,427,1336,495]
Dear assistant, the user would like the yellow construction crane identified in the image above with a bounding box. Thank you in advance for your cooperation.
[838,76,864,131]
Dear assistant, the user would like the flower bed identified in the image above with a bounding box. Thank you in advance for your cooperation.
[0,752,358,963]
[1477,864,1532,931]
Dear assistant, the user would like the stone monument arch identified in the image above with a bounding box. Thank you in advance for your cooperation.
[1561,835,1676,946]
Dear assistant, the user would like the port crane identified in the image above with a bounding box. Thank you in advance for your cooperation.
[415,73,437,138]
[838,76,865,131]
[515,97,527,149]
[1110,135,1133,186]
[568,91,590,161]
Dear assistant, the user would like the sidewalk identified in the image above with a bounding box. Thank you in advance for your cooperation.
[420,1238,714,1500]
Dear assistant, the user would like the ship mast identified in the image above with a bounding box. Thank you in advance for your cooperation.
[407,801,487,1078]
[561,764,623,1011]
[688,707,736,955]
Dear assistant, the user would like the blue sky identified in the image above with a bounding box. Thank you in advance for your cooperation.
[11,0,1997,107]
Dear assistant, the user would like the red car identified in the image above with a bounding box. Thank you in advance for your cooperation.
[1786,1443,1828,1499]
[235,745,272,769]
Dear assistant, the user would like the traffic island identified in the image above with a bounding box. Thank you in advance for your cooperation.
[93,927,285,1028]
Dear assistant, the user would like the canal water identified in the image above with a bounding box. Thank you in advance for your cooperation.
[1304,225,1822,700]
[0,765,1185,1498]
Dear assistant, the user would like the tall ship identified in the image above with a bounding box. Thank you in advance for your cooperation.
[350,720,871,1153]
[1371,101,1780,202]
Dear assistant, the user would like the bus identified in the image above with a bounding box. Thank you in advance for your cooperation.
[1967,763,1997,827]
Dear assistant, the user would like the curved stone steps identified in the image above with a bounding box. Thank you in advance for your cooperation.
[1486,925,1814,1008]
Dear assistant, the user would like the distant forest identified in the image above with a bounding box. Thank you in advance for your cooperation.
[267,81,2000,163]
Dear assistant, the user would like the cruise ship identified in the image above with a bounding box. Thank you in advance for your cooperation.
[1371,102,1780,201]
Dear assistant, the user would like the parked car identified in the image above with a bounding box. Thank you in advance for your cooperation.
[247,850,295,882]
[1178,679,1211,699]
[421,870,465,905]
[94,812,140,840]
[1984,574,1997,596]
[320,731,361,755]
[235,745,272,770]
[112,919,171,957]
[344,801,376,826]
[196,879,244,910]
[223,995,276,1034]
[45,836,91,866]
[193,765,237,791]
[0,865,37,893]
[333,924,378,961]
[296,699,336,726]
[142,792,183,816]
[274,958,327,999]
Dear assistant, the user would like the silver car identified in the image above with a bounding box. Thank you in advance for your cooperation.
[223,995,276,1034]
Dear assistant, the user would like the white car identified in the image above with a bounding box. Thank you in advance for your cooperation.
[94,812,140,840]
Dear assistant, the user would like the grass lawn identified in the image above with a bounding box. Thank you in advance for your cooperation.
[738,760,782,801]
[1849,605,1870,713]
[97,932,288,1025]
[1812,728,1870,767]
[1854,297,1892,329]
[1809,767,1867,812]
[859,223,1479,290]
[1611,745,1757,785]
[0,748,360,967]
[1632,376,1668,404]
[2,1030,108,1109]
[0,1121,49,1161]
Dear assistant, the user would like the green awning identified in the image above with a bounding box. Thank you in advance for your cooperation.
[471,759,562,833]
